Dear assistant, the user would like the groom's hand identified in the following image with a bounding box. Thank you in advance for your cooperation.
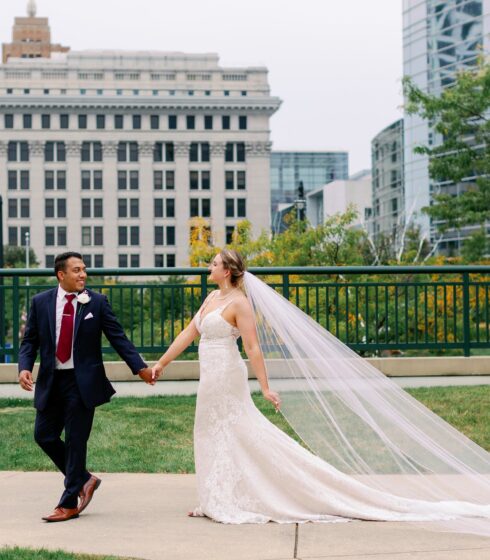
[138,367,156,385]
[19,370,34,392]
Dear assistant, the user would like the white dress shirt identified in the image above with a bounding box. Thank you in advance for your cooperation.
[55,285,78,369]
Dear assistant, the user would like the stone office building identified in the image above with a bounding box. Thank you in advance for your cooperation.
[0,2,281,268]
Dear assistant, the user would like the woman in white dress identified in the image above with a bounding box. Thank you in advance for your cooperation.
[152,250,490,530]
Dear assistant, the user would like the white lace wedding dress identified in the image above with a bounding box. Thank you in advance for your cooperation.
[193,303,490,525]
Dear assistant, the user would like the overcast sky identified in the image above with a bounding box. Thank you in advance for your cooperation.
[1,0,404,174]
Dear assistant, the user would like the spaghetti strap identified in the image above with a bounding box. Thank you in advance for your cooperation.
[219,298,236,313]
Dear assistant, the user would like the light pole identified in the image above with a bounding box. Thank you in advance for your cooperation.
[25,230,30,286]
[294,181,306,223]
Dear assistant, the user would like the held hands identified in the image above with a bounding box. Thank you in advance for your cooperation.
[18,370,34,392]
[151,362,164,383]
[263,389,281,412]
[138,367,157,385]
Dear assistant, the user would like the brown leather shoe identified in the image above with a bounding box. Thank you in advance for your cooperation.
[78,475,101,514]
[42,506,79,522]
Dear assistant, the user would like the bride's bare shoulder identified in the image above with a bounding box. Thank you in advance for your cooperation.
[232,293,252,312]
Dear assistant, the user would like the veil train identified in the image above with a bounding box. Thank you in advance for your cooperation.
[243,271,490,536]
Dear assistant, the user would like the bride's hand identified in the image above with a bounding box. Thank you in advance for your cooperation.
[152,363,164,382]
[263,389,281,412]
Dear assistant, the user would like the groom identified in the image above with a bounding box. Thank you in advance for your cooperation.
[18,251,154,522]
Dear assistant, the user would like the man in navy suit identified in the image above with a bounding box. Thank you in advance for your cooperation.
[18,251,154,522]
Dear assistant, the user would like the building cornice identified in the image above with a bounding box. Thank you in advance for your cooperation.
[0,95,282,114]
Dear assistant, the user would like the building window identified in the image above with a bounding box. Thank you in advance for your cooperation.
[78,114,87,129]
[81,141,103,162]
[226,225,235,244]
[225,142,245,162]
[189,170,210,190]
[154,226,176,246]
[168,115,177,129]
[45,170,66,190]
[153,198,175,218]
[96,114,106,129]
[81,170,103,190]
[118,254,128,267]
[118,226,140,246]
[117,141,139,162]
[154,142,174,162]
[81,226,104,246]
[222,115,230,130]
[239,116,247,130]
[8,198,30,218]
[118,198,139,218]
[60,114,69,129]
[115,115,124,129]
[225,170,246,190]
[45,198,66,218]
[186,115,195,129]
[225,198,246,218]
[132,115,141,129]
[204,115,213,130]
[154,170,175,190]
[154,254,175,267]
[23,114,32,129]
[45,226,67,247]
[81,198,103,218]
[8,226,29,247]
[189,142,210,162]
[150,115,159,130]
[8,170,30,190]
[190,198,211,217]
[8,141,29,162]
[41,114,51,129]
[117,170,139,190]
[45,141,66,162]
[4,114,14,128]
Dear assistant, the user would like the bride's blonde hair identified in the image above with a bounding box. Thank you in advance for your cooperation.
[219,249,246,291]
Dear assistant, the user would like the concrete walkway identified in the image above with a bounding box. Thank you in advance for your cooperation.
[1,375,490,400]
[1,472,490,560]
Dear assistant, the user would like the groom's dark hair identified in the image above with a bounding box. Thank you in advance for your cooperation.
[54,251,84,276]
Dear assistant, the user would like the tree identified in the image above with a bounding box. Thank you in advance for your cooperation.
[2,246,39,268]
[189,208,367,267]
[403,63,490,232]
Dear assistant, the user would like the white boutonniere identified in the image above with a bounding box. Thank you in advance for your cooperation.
[77,290,91,314]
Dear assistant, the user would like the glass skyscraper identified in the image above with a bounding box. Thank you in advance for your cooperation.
[403,0,489,254]
[270,151,348,215]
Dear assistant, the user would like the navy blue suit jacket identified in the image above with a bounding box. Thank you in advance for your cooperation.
[18,288,147,410]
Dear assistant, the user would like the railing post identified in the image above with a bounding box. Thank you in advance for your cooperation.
[12,276,20,362]
[201,270,208,302]
[0,276,5,364]
[462,271,471,357]
[282,273,289,300]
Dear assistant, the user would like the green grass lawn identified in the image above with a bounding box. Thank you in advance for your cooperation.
[0,548,139,560]
[0,386,488,473]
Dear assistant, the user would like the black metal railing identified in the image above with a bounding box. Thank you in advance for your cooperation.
[0,266,489,362]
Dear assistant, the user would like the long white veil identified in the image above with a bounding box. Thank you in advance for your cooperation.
[243,271,490,536]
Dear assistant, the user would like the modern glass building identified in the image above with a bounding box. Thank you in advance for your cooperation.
[403,0,490,254]
[371,119,404,242]
[270,151,349,217]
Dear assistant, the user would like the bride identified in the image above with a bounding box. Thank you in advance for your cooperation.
[152,250,490,531]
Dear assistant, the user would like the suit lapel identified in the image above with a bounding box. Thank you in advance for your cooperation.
[47,288,57,346]
[74,290,92,340]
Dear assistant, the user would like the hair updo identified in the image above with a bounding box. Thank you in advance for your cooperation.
[219,249,246,289]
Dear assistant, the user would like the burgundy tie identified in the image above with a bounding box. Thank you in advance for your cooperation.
[56,294,76,363]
